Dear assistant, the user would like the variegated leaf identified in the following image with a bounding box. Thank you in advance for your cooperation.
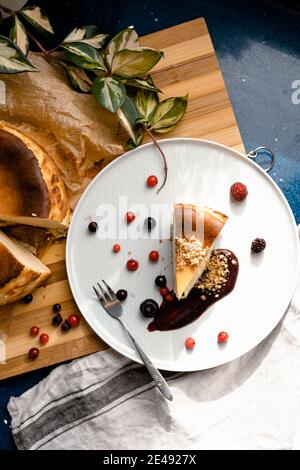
[119,76,161,93]
[20,6,54,35]
[61,42,107,71]
[79,34,108,48]
[135,88,158,122]
[149,124,177,134]
[63,27,86,43]
[63,26,107,49]
[60,62,92,93]
[0,35,37,73]
[111,47,163,77]
[150,95,188,132]
[10,15,29,56]
[92,77,126,113]
[117,96,143,147]
[106,27,139,67]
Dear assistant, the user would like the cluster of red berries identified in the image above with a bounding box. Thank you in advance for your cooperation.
[28,301,80,360]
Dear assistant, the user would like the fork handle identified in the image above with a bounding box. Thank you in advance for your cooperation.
[121,321,173,401]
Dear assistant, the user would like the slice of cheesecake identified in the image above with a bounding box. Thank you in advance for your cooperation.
[173,204,228,299]
[0,123,70,233]
[0,230,50,306]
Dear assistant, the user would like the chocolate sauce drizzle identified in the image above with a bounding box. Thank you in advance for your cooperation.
[148,249,239,332]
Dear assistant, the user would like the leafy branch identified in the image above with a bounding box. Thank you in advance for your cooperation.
[0,4,188,193]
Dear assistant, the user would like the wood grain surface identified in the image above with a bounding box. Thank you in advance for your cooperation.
[0,18,244,380]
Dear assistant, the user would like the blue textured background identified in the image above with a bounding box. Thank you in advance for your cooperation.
[0,0,299,450]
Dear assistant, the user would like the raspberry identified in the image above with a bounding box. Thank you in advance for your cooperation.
[251,238,266,253]
[230,182,248,201]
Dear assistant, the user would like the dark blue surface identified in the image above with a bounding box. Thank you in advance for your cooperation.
[0,0,299,450]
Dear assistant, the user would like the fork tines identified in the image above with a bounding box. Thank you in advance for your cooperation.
[93,280,117,306]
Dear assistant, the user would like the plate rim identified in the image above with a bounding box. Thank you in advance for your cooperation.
[66,137,299,371]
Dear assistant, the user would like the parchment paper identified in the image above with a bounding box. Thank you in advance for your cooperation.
[0,52,123,192]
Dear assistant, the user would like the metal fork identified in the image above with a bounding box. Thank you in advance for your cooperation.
[93,280,173,401]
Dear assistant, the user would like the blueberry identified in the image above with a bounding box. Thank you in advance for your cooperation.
[61,320,71,332]
[155,275,167,288]
[116,289,127,301]
[52,314,63,326]
[144,217,156,232]
[23,294,33,304]
[53,303,61,313]
[88,221,98,233]
[140,299,159,318]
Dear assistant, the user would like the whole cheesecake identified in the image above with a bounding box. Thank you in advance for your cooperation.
[0,230,50,305]
[0,123,70,232]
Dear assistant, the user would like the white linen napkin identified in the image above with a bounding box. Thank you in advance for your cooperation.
[8,231,300,450]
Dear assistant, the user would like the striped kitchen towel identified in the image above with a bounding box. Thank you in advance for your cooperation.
[7,236,300,450]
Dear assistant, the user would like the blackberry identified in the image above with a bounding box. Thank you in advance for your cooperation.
[251,238,266,253]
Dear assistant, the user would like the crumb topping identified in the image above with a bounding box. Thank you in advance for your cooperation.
[196,251,229,292]
[176,235,209,270]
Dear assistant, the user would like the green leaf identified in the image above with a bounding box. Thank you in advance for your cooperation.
[150,95,188,133]
[63,26,108,49]
[117,96,143,147]
[63,27,85,43]
[92,77,126,113]
[135,88,159,122]
[0,35,38,73]
[149,124,178,134]
[20,6,54,35]
[111,48,163,77]
[119,76,161,93]
[79,34,108,48]
[59,62,92,93]
[106,27,139,68]
[10,15,29,56]
[61,42,107,71]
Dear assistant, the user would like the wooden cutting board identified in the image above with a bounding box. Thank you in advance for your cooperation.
[0,18,244,380]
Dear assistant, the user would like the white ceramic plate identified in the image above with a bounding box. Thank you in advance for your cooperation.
[66,138,299,371]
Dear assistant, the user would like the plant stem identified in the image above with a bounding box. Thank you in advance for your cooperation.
[26,30,48,56]
[144,127,168,194]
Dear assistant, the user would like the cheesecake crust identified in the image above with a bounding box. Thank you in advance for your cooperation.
[0,123,70,230]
